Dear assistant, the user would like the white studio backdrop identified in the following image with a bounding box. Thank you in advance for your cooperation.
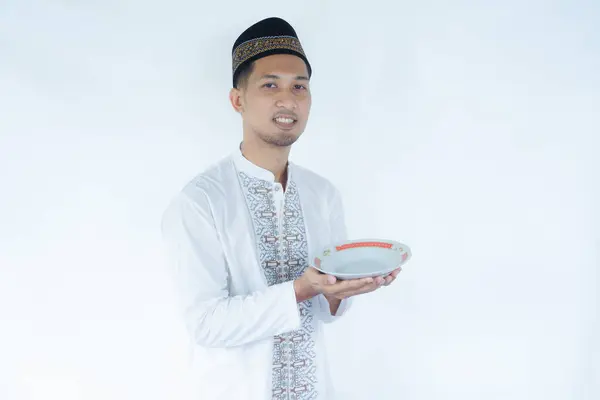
[0,1,598,399]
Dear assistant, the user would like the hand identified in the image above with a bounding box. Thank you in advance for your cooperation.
[294,266,401,301]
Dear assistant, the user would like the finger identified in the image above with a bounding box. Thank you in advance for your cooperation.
[308,267,337,285]
[322,277,373,297]
[339,276,374,291]
[358,276,383,291]
[349,277,383,294]
[382,270,399,286]
[317,272,337,286]
[360,276,387,292]
[338,284,380,298]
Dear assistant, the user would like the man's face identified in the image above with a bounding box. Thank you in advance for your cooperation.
[231,54,312,147]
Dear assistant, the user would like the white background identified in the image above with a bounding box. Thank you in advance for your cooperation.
[1,1,598,399]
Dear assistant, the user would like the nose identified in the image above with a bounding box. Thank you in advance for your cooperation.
[275,93,297,110]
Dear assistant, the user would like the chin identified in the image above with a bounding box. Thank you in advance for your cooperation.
[264,132,301,147]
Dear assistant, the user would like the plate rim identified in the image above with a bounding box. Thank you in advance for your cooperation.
[311,238,412,278]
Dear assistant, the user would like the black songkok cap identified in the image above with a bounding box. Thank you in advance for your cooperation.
[231,17,312,87]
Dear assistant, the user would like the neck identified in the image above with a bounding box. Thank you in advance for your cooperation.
[240,136,290,183]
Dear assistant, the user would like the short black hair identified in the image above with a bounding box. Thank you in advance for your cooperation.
[234,61,255,89]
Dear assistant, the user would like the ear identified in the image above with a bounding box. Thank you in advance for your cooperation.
[229,88,244,113]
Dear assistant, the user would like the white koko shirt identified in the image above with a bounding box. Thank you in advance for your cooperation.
[161,148,352,400]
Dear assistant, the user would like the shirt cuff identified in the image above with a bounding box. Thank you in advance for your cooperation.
[279,280,302,332]
[317,293,352,321]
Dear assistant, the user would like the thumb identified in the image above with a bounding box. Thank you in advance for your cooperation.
[308,266,336,285]
[323,274,337,285]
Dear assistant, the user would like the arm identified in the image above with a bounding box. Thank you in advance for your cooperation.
[313,186,353,323]
[161,189,301,348]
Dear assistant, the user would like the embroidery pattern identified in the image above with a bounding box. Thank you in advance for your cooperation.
[232,35,306,74]
[237,171,318,400]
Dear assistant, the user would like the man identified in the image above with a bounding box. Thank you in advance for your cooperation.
[161,17,401,400]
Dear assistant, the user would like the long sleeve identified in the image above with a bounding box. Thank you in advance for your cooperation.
[313,186,353,323]
[160,189,301,348]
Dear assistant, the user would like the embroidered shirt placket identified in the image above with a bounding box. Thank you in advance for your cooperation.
[237,171,318,400]
[274,183,291,397]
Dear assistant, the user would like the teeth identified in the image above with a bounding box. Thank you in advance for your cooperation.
[275,117,294,124]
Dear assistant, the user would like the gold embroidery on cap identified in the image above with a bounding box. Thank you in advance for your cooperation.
[232,35,306,74]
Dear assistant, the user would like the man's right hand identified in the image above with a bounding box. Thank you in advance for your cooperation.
[294,266,385,302]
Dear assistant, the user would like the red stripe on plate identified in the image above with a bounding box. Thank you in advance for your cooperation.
[335,241,393,251]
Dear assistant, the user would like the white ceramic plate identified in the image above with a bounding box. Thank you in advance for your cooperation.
[312,239,412,280]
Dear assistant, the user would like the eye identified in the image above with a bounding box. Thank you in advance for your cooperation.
[294,84,307,90]
[262,82,277,88]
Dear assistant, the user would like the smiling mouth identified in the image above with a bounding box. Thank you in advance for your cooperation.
[272,116,298,129]
[273,116,297,124]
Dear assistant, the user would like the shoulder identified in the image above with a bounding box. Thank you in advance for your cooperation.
[162,155,235,225]
[180,155,236,201]
[290,162,342,203]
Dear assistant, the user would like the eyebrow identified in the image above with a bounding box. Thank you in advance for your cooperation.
[258,74,309,81]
